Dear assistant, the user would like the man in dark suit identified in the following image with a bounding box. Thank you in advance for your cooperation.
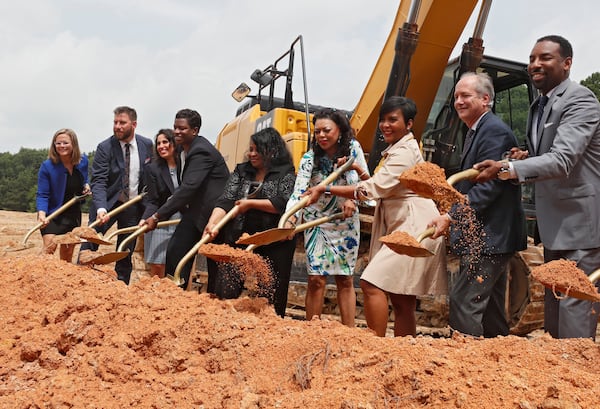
[144,109,230,290]
[429,72,527,337]
[475,35,600,339]
[82,106,153,284]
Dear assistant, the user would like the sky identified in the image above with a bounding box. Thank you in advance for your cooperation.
[1,0,598,154]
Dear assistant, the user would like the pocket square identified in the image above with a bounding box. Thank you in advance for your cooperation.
[544,122,553,128]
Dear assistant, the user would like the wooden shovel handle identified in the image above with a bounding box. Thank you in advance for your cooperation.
[89,192,147,229]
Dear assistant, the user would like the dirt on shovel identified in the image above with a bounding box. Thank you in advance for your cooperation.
[398,162,467,213]
[379,229,434,257]
[531,259,600,302]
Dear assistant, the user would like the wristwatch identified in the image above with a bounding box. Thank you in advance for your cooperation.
[325,185,332,196]
[497,160,511,180]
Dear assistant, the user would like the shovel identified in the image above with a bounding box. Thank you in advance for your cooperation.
[81,219,181,265]
[379,227,436,257]
[236,157,355,246]
[531,261,600,303]
[6,193,90,252]
[169,182,264,287]
[200,213,345,263]
[76,192,147,245]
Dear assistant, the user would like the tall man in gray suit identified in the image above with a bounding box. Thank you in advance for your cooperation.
[474,35,600,339]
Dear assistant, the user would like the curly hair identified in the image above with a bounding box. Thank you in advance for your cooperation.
[153,128,176,164]
[311,108,355,172]
[248,127,293,170]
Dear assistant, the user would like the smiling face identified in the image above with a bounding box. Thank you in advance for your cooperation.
[155,133,175,161]
[313,118,340,156]
[528,40,571,95]
[378,108,413,145]
[53,133,74,159]
[453,75,490,128]
[173,118,198,150]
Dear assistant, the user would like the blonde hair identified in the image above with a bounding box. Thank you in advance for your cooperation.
[48,128,82,165]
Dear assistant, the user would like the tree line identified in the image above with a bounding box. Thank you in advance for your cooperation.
[1,73,598,214]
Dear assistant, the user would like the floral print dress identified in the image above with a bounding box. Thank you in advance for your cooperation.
[286,139,368,276]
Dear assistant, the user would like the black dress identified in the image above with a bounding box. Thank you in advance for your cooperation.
[213,161,297,317]
[41,169,84,235]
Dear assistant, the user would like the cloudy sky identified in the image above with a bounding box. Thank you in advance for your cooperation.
[1,0,598,154]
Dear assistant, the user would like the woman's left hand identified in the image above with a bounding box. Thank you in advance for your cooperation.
[82,184,91,196]
[342,199,356,218]
[235,199,251,214]
[301,186,326,205]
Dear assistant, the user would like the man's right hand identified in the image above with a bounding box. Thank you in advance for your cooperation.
[96,209,109,225]
[428,215,451,239]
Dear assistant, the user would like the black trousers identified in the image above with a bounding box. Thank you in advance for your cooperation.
[449,253,513,337]
[164,216,218,292]
[80,202,141,285]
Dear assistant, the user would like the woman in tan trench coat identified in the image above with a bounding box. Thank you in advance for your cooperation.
[303,96,447,337]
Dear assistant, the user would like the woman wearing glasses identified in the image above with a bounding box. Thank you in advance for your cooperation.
[36,128,90,262]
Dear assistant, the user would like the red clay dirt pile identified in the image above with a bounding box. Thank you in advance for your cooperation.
[2,253,600,408]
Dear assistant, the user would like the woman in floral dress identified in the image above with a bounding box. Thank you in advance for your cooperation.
[285,108,369,327]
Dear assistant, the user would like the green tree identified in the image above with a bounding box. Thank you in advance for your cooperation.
[580,72,600,100]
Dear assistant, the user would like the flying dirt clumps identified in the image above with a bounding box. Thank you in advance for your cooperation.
[531,259,600,302]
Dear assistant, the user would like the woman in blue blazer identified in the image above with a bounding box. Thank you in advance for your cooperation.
[36,128,90,261]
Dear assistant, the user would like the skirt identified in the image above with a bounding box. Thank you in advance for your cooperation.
[144,213,180,264]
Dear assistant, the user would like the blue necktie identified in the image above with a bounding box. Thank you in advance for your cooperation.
[537,95,549,130]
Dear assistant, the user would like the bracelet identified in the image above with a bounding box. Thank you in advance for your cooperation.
[325,185,332,196]
[360,170,368,178]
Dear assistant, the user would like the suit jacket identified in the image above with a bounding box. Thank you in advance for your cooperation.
[141,160,177,220]
[513,79,600,250]
[90,134,153,216]
[450,112,527,255]
[36,155,89,214]
[156,135,230,230]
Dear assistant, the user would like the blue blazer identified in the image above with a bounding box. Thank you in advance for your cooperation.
[36,155,89,214]
[450,112,527,255]
[90,134,153,216]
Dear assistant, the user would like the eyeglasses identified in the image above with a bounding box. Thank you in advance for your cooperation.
[54,142,71,146]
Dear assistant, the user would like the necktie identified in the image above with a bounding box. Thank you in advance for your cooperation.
[120,143,131,202]
[537,95,549,130]
[461,128,475,160]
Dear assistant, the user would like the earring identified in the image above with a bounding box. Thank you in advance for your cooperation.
[337,138,341,144]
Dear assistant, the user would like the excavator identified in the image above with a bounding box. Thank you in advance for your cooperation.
[212,0,545,335]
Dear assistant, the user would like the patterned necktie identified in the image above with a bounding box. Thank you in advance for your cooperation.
[120,143,131,202]
[537,95,549,130]
[461,128,475,161]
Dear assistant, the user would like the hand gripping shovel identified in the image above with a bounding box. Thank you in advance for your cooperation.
[75,192,147,245]
[379,227,436,257]
[169,182,264,287]
[200,213,345,263]
[80,219,181,265]
[6,193,90,252]
[236,157,355,247]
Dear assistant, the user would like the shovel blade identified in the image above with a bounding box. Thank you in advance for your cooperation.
[236,227,295,246]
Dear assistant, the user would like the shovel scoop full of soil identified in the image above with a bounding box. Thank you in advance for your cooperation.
[398,162,466,213]
[531,259,600,302]
[379,231,434,257]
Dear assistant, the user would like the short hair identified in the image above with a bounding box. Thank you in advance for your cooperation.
[459,72,495,108]
[537,35,573,59]
[175,109,202,130]
[153,128,176,163]
[48,128,82,165]
[249,127,293,169]
[379,96,417,122]
[113,106,137,122]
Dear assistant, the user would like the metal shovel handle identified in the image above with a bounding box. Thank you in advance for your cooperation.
[278,156,354,228]
[171,205,240,286]
[89,191,147,229]
[105,219,180,241]
[416,227,436,242]
[22,193,89,245]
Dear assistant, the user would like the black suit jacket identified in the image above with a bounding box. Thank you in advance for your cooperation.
[156,135,230,230]
[142,159,177,220]
[450,112,527,255]
[90,134,153,217]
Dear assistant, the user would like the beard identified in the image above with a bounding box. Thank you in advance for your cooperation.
[115,127,134,141]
